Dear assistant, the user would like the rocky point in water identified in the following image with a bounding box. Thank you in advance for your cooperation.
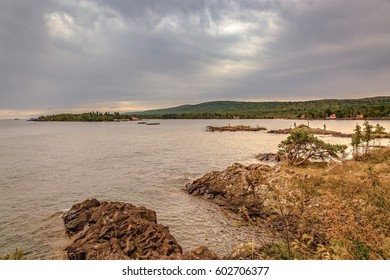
[63,199,218,260]
[184,163,271,216]
[184,162,306,218]
[267,124,351,137]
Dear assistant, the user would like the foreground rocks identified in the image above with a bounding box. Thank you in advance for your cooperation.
[63,199,218,260]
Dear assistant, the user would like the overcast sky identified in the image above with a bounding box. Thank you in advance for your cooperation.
[1,0,390,118]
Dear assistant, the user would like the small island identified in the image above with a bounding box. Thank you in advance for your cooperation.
[268,123,390,138]
[268,124,352,137]
[207,125,267,132]
[30,112,140,122]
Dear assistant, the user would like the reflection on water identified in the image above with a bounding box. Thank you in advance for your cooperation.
[0,119,389,258]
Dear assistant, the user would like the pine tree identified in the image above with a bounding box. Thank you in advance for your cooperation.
[362,121,374,155]
[351,124,363,160]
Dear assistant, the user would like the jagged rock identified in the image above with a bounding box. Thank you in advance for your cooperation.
[184,163,273,216]
[63,199,220,260]
[63,198,101,234]
[63,199,183,260]
[184,162,309,218]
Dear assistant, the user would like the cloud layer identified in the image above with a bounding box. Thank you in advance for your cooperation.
[1,0,389,117]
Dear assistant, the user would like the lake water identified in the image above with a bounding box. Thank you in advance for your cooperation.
[1,119,389,258]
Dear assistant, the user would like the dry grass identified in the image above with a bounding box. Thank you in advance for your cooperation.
[252,147,390,260]
[0,249,26,260]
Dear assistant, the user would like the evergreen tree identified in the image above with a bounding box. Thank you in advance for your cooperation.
[351,124,363,160]
[278,130,347,166]
[362,121,374,155]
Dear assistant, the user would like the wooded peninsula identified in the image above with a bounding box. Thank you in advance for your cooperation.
[33,96,390,121]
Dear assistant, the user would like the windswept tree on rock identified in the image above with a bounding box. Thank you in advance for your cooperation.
[278,130,348,166]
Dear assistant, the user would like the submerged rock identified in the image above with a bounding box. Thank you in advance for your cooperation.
[63,199,219,260]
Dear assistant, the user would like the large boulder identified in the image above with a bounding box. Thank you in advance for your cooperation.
[63,199,220,260]
[63,199,183,260]
[184,163,307,219]
[184,163,273,216]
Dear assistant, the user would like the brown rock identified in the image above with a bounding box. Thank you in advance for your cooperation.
[184,163,272,216]
[63,199,220,260]
[63,199,182,260]
[63,198,101,234]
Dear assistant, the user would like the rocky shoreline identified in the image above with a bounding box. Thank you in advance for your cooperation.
[61,163,304,260]
[62,195,280,260]
[61,146,390,260]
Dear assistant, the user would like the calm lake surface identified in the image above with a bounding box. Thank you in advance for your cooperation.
[1,119,389,258]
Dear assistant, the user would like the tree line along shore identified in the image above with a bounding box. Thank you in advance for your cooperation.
[137,96,390,119]
[30,96,390,121]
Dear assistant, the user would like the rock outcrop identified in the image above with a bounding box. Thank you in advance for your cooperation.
[63,199,219,260]
[184,163,274,216]
[267,125,351,137]
[184,163,307,218]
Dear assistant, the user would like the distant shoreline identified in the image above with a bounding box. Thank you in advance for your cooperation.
[27,117,390,122]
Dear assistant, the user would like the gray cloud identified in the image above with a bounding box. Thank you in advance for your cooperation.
[0,0,389,117]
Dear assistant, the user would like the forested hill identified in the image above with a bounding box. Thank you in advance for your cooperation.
[137,96,390,119]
